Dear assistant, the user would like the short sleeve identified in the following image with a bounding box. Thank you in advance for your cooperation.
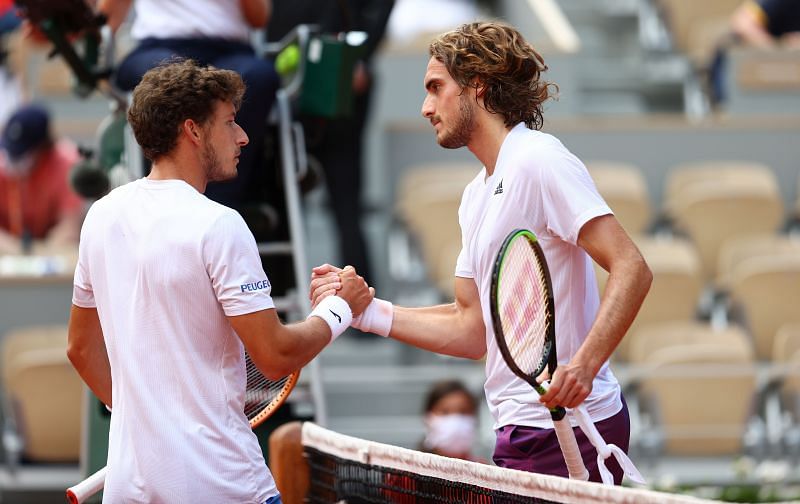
[454,188,474,279]
[72,225,96,308]
[540,155,612,245]
[203,211,275,316]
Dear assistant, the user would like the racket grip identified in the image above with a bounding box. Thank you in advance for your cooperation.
[66,466,107,504]
[552,418,590,481]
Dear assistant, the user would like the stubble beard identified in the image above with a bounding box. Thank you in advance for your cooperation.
[438,94,475,149]
[202,141,233,182]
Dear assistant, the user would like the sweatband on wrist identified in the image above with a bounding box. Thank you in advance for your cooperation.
[352,298,393,337]
[308,295,353,342]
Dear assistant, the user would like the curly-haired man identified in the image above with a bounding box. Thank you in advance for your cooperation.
[67,59,372,502]
[311,22,651,483]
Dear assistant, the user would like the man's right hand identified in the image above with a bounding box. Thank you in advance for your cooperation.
[320,264,374,317]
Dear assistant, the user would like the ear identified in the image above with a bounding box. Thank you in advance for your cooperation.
[182,118,203,146]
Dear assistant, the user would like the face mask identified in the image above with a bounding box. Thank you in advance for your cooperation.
[423,413,476,455]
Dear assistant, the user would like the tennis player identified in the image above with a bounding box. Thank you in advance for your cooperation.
[310,22,652,484]
[67,59,372,503]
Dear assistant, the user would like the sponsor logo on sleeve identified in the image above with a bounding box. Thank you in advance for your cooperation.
[240,278,272,293]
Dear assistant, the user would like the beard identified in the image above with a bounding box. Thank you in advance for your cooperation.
[202,141,233,182]
[437,94,475,149]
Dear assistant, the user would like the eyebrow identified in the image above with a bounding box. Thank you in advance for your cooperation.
[424,77,441,91]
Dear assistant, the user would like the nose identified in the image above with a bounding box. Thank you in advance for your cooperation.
[237,123,249,146]
[421,95,434,119]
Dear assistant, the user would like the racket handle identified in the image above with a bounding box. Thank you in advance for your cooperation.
[66,466,107,504]
[552,417,590,481]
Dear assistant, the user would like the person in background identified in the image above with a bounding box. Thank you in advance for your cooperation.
[268,0,395,286]
[97,0,280,212]
[0,104,82,254]
[420,379,483,462]
[710,0,800,103]
[730,0,800,48]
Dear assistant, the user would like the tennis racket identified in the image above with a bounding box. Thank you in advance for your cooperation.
[490,228,589,480]
[66,353,300,504]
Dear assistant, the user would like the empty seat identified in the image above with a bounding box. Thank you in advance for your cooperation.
[664,160,779,218]
[586,161,652,236]
[716,233,800,291]
[1,325,82,463]
[667,176,784,281]
[633,322,757,455]
[728,255,800,360]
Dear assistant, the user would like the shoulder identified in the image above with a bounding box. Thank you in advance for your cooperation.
[504,128,581,178]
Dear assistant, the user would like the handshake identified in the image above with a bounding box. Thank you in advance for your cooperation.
[307,264,393,340]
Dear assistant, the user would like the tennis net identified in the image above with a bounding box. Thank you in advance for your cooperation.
[301,422,716,504]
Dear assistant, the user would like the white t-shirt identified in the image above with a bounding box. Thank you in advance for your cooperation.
[131,0,251,42]
[73,178,277,503]
[455,124,622,430]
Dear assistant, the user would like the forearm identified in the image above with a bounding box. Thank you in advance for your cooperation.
[97,0,132,32]
[573,255,652,375]
[731,3,776,48]
[391,303,486,360]
[239,0,270,28]
[67,305,112,406]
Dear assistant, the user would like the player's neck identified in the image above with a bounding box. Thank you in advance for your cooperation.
[468,117,511,176]
[148,150,207,194]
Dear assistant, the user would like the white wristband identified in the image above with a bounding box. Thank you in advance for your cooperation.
[308,295,353,342]
[352,298,393,337]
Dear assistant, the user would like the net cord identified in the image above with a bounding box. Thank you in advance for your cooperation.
[301,422,715,504]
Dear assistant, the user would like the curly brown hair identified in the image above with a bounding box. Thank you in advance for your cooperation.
[127,59,245,161]
[429,22,557,130]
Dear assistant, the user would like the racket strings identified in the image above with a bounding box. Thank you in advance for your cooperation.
[244,353,291,421]
[499,237,551,376]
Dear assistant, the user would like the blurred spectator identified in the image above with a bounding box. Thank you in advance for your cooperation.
[730,0,800,49]
[386,0,479,46]
[711,0,800,103]
[0,104,83,254]
[420,379,483,462]
[97,0,280,211]
[268,0,395,285]
[0,0,21,35]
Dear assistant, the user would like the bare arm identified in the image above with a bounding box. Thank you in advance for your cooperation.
[231,267,373,379]
[97,0,133,33]
[731,1,777,48]
[311,265,487,360]
[67,305,112,407]
[239,0,271,28]
[540,215,652,409]
[229,309,333,380]
[389,277,486,360]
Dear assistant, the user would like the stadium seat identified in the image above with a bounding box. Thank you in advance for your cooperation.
[1,325,82,463]
[716,233,800,292]
[612,237,703,361]
[633,322,757,455]
[666,167,784,281]
[586,161,652,236]
[656,0,741,67]
[391,163,478,299]
[728,255,800,360]
[663,160,779,219]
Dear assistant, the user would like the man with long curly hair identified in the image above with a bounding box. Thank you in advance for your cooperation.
[310,22,651,484]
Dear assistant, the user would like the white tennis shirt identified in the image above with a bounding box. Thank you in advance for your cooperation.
[73,178,277,503]
[455,124,623,430]
[131,0,251,42]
